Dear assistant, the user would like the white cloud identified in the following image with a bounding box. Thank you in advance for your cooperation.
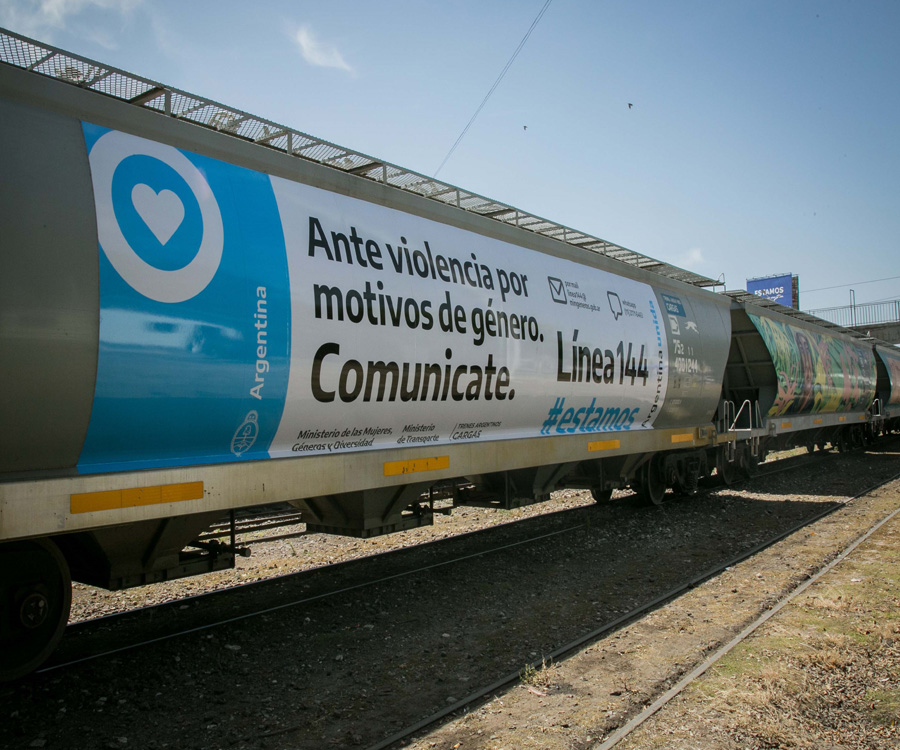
[293,24,353,74]
[679,247,705,267]
[0,0,141,42]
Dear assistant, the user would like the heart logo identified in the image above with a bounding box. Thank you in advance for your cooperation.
[131,184,185,246]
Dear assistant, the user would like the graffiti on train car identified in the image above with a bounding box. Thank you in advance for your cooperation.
[77,124,672,472]
[876,348,900,405]
[749,314,876,417]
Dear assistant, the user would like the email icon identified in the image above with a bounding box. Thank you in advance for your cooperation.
[548,276,567,304]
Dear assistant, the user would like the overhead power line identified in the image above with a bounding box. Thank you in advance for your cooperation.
[433,0,554,178]
[804,274,900,294]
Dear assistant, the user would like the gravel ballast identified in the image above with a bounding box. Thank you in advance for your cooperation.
[2,445,898,750]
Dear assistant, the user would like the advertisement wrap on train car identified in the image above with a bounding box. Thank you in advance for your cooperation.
[78,124,670,472]
[748,313,876,417]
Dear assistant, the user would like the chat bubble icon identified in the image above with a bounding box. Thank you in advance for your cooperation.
[607,291,622,320]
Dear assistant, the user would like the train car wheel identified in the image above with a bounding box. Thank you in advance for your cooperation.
[716,448,738,486]
[635,456,666,506]
[836,429,850,453]
[739,448,759,478]
[590,487,613,503]
[0,539,72,681]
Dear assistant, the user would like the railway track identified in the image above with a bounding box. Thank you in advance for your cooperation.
[377,466,900,750]
[44,446,841,674]
[4,443,898,750]
[594,477,900,750]
[42,524,585,674]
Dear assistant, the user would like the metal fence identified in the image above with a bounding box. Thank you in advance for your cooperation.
[806,299,900,328]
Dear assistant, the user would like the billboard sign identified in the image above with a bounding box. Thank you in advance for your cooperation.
[747,273,794,307]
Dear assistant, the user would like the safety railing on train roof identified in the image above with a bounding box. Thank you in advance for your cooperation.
[807,299,900,329]
[0,26,724,290]
[722,289,900,347]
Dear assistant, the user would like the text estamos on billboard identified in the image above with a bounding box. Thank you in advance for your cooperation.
[747,273,794,307]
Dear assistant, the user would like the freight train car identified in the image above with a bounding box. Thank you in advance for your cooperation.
[0,29,894,679]
[875,344,900,432]
[721,295,883,468]
[0,29,734,679]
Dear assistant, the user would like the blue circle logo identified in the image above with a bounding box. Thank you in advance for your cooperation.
[89,130,224,303]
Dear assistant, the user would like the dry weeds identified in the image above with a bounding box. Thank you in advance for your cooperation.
[627,516,900,750]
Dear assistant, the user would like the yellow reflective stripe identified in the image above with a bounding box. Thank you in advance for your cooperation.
[71,482,204,514]
[588,439,620,452]
[781,422,793,429]
[814,418,823,425]
[384,456,449,477]
[671,433,694,444]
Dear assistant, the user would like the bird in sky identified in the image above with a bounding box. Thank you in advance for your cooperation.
[628,103,633,109]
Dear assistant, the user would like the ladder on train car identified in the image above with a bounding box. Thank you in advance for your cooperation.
[720,399,762,461]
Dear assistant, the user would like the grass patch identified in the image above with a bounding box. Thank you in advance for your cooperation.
[520,656,558,690]
[865,688,900,725]
[683,518,900,747]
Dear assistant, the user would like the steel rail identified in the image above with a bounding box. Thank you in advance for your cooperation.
[58,489,599,635]
[49,448,842,642]
[39,524,584,673]
[38,443,891,682]
[56,447,815,636]
[593,468,900,750]
[358,458,900,750]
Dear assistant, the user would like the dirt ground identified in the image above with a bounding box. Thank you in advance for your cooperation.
[66,495,601,623]
[4,447,899,750]
[616,490,900,750]
[404,460,900,750]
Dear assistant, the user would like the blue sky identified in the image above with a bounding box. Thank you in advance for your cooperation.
[2,0,898,312]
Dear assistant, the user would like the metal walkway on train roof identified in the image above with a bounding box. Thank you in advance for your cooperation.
[1,27,895,350]
[0,27,720,289]
[724,290,895,345]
